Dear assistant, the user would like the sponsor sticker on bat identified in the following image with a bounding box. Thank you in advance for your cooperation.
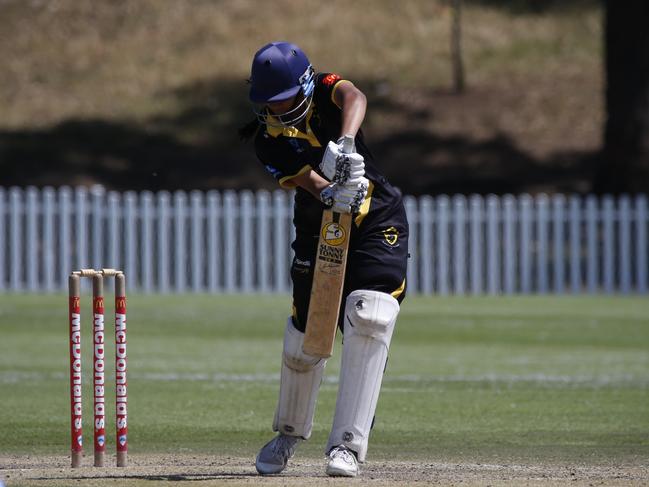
[317,243,344,265]
[322,222,346,246]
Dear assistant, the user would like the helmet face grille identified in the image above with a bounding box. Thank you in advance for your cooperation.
[253,91,314,128]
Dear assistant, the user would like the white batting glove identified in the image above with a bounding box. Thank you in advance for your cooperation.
[319,140,365,185]
[320,177,369,214]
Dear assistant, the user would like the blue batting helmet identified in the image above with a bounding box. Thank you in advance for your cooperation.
[249,41,315,104]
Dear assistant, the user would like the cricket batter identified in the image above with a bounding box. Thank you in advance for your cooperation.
[240,41,408,477]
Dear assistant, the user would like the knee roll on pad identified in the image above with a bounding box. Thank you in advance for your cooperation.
[283,318,324,372]
[344,289,400,344]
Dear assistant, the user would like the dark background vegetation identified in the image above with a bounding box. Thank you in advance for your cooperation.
[0,0,646,195]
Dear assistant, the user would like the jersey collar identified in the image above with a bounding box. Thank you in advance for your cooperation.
[264,105,321,147]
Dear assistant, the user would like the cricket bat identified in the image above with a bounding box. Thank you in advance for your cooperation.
[303,135,355,358]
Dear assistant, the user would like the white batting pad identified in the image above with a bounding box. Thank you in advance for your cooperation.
[326,290,400,462]
[273,317,327,439]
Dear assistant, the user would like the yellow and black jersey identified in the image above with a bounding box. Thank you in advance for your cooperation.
[253,73,405,238]
[252,73,409,327]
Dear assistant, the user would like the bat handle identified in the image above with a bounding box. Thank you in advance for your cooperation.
[341,134,355,154]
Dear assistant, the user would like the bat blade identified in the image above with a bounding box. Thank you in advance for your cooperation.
[303,210,352,358]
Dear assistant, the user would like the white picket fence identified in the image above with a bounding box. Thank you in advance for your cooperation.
[0,186,647,294]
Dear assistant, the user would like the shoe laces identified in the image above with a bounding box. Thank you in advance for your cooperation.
[330,445,356,465]
[272,435,297,458]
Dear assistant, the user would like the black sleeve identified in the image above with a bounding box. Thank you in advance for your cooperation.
[254,135,311,188]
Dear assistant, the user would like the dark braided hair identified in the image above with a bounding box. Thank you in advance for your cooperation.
[238,118,260,142]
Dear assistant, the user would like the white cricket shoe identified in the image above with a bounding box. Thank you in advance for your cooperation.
[326,445,358,477]
[255,434,300,475]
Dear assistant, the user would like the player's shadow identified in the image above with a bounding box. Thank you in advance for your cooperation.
[30,471,312,482]
[30,472,258,482]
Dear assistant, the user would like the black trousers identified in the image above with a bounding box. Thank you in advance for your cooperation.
[290,204,409,334]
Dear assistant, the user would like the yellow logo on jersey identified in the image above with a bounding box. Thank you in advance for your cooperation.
[383,226,399,246]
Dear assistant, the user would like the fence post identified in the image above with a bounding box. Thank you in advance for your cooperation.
[419,195,433,295]
[26,187,39,292]
[240,190,254,293]
[59,187,72,289]
[91,185,105,270]
[43,187,56,292]
[75,187,89,271]
[453,195,467,295]
[224,190,237,293]
[536,194,549,294]
[190,190,204,293]
[50,186,64,291]
[585,195,599,293]
[503,194,516,294]
[256,190,270,293]
[486,194,500,295]
[618,195,631,294]
[636,195,648,294]
[206,190,221,293]
[124,191,137,290]
[272,190,288,293]
[157,191,171,293]
[141,191,154,293]
[469,195,484,295]
[436,195,450,296]
[10,187,23,291]
[552,194,566,294]
[107,191,121,275]
[519,194,532,294]
[602,195,615,294]
[569,195,582,293]
[174,191,188,293]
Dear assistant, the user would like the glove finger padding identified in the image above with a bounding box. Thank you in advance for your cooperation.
[320,141,342,181]
[320,141,365,185]
[331,177,369,214]
[349,177,369,212]
[342,153,365,185]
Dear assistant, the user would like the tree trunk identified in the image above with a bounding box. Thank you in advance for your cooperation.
[596,1,649,193]
[451,0,465,94]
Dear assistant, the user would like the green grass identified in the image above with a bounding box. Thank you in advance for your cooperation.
[0,294,647,465]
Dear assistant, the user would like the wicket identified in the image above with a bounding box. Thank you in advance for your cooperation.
[68,268,128,468]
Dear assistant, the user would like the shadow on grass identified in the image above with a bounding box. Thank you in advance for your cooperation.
[0,77,597,195]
